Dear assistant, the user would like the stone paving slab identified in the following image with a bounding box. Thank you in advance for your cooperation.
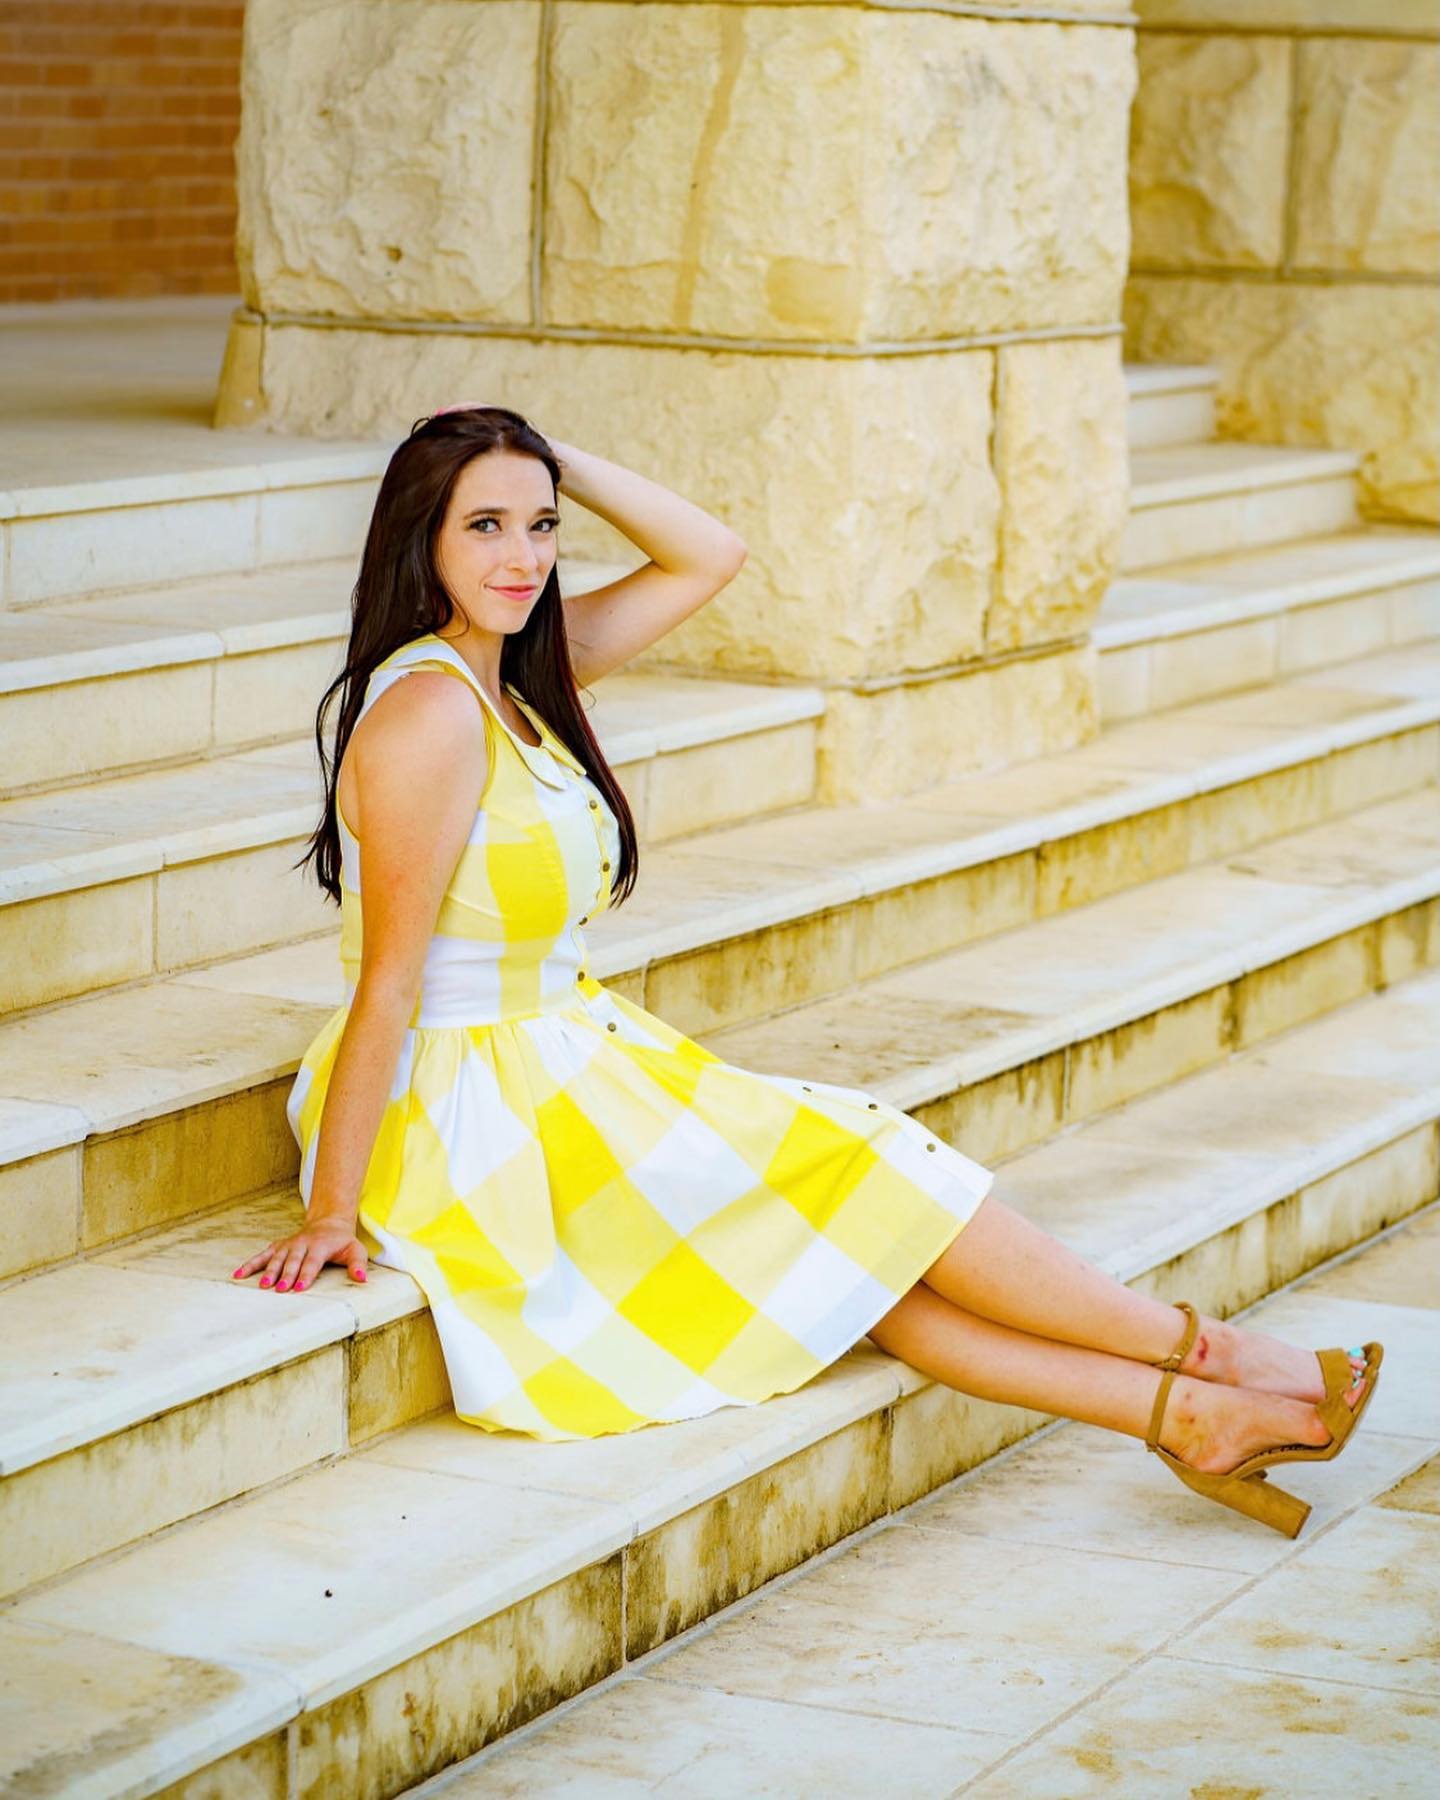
[426,1205,1440,1797]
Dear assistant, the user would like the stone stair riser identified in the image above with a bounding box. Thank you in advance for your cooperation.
[1099,580,1440,723]
[1125,385,1216,452]
[19,1113,1433,1786]
[1120,475,1358,575]
[644,744,1437,1044]
[13,885,1435,1300]
[0,662,218,794]
[2,482,377,610]
[910,903,1437,1164]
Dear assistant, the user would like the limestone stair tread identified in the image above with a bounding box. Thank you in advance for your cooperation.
[1127,440,1362,508]
[2,637,1435,916]
[0,669,1436,1173]
[1096,524,1440,650]
[1122,363,1218,399]
[3,966,1437,1796]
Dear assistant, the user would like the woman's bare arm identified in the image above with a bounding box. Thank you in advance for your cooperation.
[545,436,747,686]
[233,672,487,1290]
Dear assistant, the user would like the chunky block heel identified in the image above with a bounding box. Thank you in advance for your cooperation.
[1143,1340,1383,1540]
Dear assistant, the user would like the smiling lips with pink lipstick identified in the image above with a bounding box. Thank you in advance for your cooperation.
[493,583,538,600]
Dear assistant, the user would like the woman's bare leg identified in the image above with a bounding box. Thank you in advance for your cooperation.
[919,1191,1364,1402]
[866,1283,1358,1475]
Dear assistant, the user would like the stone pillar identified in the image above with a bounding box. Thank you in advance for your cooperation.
[216,1,1137,803]
[1126,0,1439,525]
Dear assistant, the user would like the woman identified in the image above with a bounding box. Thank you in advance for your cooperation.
[232,405,1380,1539]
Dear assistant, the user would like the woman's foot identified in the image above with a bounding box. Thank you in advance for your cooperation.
[1161,1307,1366,1402]
[1156,1367,1367,1477]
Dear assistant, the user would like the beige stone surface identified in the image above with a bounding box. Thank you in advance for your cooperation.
[254,326,1003,683]
[626,1411,891,1658]
[988,337,1131,653]
[1137,1,1439,27]
[544,9,1134,339]
[0,1349,345,1598]
[295,1561,623,1799]
[1302,1197,1440,1309]
[642,720,817,842]
[237,0,540,320]
[1124,276,1440,522]
[436,1673,1003,1798]
[1180,1506,1440,1692]
[0,1144,78,1283]
[12,1456,633,1712]
[817,646,1100,803]
[966,1658,1440,1797]
[1294,36,1440,275]
[640,1522,1235,1737]
[0,1617,295,1800]
[83,1078,298,1247]
[0,876,153,1014]
[1130,30,1291,269]
[0,662,214,792]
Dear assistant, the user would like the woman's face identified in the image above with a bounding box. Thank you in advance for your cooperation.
[435,448,560,633]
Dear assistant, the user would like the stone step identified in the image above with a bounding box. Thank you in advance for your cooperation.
[1122,441,1362,574]
[1123,362,1218,452]
[2,639,1436,1023]
[1097,525,1440,722]
[0,669,826,1017]
[449,1230,1440,1795]
[0,441,391,610]
[0,552,634,795]
[2,965,1435,1792]
[1,664,1436,1282]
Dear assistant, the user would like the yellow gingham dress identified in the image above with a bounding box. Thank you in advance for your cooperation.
[287,633,995,1441]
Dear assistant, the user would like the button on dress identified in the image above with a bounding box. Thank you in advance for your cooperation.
[286,633,995,1441]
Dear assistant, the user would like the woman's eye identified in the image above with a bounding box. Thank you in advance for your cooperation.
[469,519,558,533]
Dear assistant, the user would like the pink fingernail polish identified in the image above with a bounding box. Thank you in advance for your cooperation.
[260,1277,271,1287]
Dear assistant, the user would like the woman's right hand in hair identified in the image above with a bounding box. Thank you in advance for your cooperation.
[231,1214,369,1292]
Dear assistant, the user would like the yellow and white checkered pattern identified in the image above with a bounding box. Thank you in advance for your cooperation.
[288,634,995,1441]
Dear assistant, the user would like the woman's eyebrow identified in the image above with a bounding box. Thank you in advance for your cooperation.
[462,504,559,519]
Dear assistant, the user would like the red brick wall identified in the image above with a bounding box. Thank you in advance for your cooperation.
[0,0,243,304]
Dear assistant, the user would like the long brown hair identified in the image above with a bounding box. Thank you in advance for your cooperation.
[294,406,640,908]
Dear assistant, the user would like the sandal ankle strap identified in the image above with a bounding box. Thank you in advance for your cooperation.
[1146,1366,1178,1454]
[1156,1299,1199,1373]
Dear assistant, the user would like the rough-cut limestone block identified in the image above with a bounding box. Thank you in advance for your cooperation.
[236,0,540,320]
[817,646,1100,804]
[1129,31,1290,269]
[1124,276,1440,523]
[545,8,1135,339]
[990,338,1130,653]
[1293,37,1440,276]
[1135,2,1440,32]
[249,326,1004,682]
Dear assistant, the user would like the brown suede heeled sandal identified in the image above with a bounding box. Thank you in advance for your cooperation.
[1144,1339,1385,1540]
